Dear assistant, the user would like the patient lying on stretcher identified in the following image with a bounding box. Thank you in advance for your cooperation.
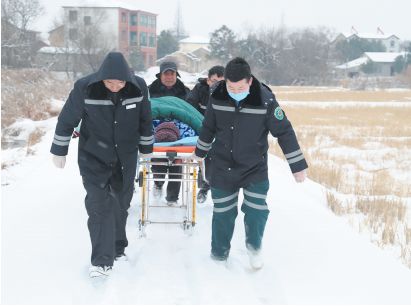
[151,120,198,206]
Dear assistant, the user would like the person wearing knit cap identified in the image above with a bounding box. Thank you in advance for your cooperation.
[154,122,180,143]
[151,121,183,205]
[187,65,225,204]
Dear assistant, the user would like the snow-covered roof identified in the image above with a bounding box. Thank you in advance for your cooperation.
[335,52,407,69]
[364,52,404,63]
[38,46,81,54]
[179,36,209,44]
[335,57,368,69]
[156,50,201,63]
[341,32,399,40]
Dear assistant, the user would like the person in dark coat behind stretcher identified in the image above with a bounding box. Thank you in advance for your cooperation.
[187,65,225,204]
[148,61,193,206]
[50,52,153,278]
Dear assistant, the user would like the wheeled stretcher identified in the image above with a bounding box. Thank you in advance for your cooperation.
[137,146,205,237]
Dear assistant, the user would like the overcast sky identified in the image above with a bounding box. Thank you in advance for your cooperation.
[35,0,411,40]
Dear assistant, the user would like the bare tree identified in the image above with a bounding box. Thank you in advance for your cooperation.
[68,10,114,74]
[43,10,114,76]
[1,0,44,67]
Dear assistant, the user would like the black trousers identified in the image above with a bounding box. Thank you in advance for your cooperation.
[151,158,182,201]
[82,162,133,266]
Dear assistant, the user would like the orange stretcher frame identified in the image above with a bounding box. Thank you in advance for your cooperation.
[153,146,196,153]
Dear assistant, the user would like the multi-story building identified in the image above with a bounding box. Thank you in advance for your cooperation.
[62,5,157,68]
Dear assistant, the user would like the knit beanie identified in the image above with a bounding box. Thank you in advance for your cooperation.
[154,122,180,143]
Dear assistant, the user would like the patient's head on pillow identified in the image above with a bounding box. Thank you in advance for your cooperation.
[154,122,180,142]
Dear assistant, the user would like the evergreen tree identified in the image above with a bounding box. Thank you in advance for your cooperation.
[157,30,179,59]
[209,25,237,62]
[335,37,386,62]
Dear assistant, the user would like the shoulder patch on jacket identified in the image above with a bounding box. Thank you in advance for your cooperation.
[274,106,284,120]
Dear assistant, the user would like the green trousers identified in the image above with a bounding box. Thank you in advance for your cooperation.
[210,180,270,259]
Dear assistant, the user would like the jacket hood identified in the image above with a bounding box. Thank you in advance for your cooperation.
[90,52,135,85]
[86,52,143,99]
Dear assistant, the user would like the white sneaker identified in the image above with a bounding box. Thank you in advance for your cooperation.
[166,200,178,206]
[247,249,264,270]
[89,265,112,278]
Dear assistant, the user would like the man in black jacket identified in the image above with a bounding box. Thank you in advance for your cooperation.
[149,61,190,99]
[187,65,225,115]
[50,52,153,278]
[193,58,308,270]
[148,61,190,205]
[187,65,225,203]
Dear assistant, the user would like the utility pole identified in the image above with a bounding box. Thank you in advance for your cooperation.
[173,0,187,41]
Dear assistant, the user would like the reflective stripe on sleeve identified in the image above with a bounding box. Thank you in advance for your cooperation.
[212,104,236,112]
[53,139,70,146]
[122,96,143,105]
[239,108,267,114]
[287,154,305,164]
[54,134,72,141]
[85,99,113,106]
[53,134,71,146]
[285,149,302,159]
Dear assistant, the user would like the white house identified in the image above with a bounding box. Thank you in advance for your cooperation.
[335,52,406,77]
[333,29,401,52]
[178,36,210,53]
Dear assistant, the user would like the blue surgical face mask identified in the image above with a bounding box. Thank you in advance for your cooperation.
[228,91,249,102]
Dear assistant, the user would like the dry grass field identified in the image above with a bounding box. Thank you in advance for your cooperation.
[273,86,411,102]
[269,86,411,268]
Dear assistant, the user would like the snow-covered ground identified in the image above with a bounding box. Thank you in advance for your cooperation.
[2,119,411,304]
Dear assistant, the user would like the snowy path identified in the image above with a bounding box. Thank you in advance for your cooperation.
[2,120,411,304]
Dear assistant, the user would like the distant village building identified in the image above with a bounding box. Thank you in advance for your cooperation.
[1,18,47,67]
[333,27,406,78]
[178,36,210,53]
[36,5,157,71]
[156,35,220,73]
[335,52,406,78]
[333,27,401,53]
[48,26,65,48]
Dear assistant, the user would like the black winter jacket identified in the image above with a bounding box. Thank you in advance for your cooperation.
[186,78,210,115]
[148,78,190,100]
[195,77,308,190]
[50,52,153,185]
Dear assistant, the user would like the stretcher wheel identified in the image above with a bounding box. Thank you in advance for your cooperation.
[182,220,194,236]
[138,219,146,238]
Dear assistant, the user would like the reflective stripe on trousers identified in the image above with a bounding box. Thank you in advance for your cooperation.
[210,180,270,258]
